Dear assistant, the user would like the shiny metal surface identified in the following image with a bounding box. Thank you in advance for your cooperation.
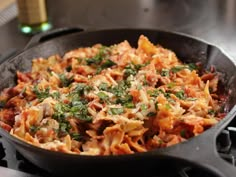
[0,0,236,60]
[0,166,39,177]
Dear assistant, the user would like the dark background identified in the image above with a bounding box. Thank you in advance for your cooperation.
[0,0,236,64]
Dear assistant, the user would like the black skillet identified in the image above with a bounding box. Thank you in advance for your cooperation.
[0,27,236,177]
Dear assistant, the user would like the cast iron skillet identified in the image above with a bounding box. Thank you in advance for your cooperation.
[0,27,236,177]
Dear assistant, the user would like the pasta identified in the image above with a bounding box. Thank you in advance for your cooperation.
[0,35,226,155]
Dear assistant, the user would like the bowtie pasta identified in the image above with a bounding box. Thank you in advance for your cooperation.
[0,35,226,155]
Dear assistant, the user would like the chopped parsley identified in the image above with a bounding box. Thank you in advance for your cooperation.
[208,109,216,115]
[147,112,157,117]
[175,90,186,100]
[155,101,159,111]
[72,83,93,96]
[170,65,187,73]
[116,94,133,105]
[188,63,198,71]
[0,100,6,108]
[98,82,109,91]
[29,125,40,133]
[124,63,148,78]
[124,102,135,108]
[51,91,60,100]
[58,122,72,136]
[66,65,72,72]
[180,129,186,138]
[147,89,159,97]
[97,92,110,103]
[98,80,134,107]
[53,102,70,121]
[108,107,124,115]
[52,100,92,136]
[165,103,171,110]
[124,64,138,77]
[161,69,169,77]
[100,59,116,69]
[170,63,198,73]
[167,82,175,88]
[86,46,116,74]
[32,85,50,102]
[70,101,92,121]
[58,74,74,87]
[86,46,110,65]
[110,80,130,97]
[186,97,197,101]
[70,133,84,141]
[140,104,148,111]
[159,89,171,99]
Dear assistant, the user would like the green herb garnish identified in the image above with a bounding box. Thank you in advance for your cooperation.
[175,90,186,100]
[147,112,157,117]
[180,129,186,138]
[29,125,40,133]
[86,46,110,65]
[147,89,159,97]
[100,59,116,69]
[70,133,84,141]
[70,101,92,122]
[51,91,60,100]
[72,83,93,96]
[188,63,198,71]
[97,92,110,103]
[161,69,169,77]
[167,82,175,88]
[59,122,72,135]
[124,63,148,78]
[108,107,124,115]
[32,85,50,102]
[170,65,187,73]
[124,102,135,108]
[98,82,109,91]
[208,109,216,115]
[165,103,171,109]
[170,63,198,73]
[58,74,74,87]
[186,97,197,101]
[141,104,148,111]
[0,100,6,108]
[66,65,72,72]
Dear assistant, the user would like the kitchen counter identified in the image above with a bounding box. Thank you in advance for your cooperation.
[0,0,236,63]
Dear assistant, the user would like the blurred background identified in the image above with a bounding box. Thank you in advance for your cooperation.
[0,0,236,64]
[0,0,16,26]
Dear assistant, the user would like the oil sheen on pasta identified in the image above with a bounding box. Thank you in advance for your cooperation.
[0,35,226,155]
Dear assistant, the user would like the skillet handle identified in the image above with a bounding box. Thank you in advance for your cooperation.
[155,106,236,177]
[154,106,236,177]
[24,26,85,50]
[162,140,236,177]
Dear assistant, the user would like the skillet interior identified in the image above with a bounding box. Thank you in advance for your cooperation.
[0,28,236,176]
